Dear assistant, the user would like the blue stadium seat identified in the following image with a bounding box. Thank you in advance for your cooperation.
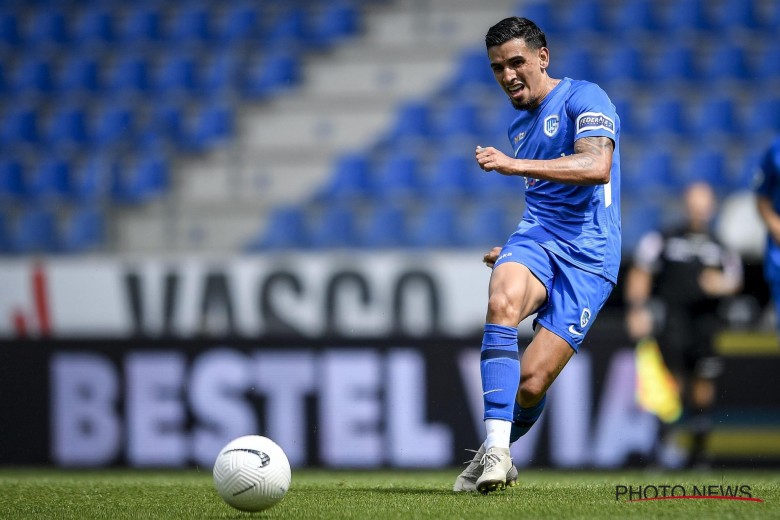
[754,44,780,81]
[638,97,690,138]
[370,152,422,201]
[11,55,56,95]
[0,155,26,201]
[445,48,495,94]
[71,155,116,203]
[385,100,435,145]
[0,11,22,47]
[624,149,677,196]
[621,199,662,254]
[683,148,728,193]
[598,44,647,84]
[47,103,90,149]
[308,1,359,48]
[609,0,661,34]
[744,96,780,136]
[201,50,240,97]
[246,205,309,251]
[461,204,513,249]
[515,1,555,34]
[154,51,200,96]
[61,206,105,252]
[422,153,478,200]
[183,103,235,152]
[434,99,485,143]
[106,52,152,95]
[554,0,609,35]
[700,42,753,82]
[119,5,164,44]
[57,53,101,95]
[113,153,169,204]
[657,0,714,32]
[72,7,116,46]
[691,95,742,138]
[265,6,308,47]
[552,47,597,84]
[408,201,463,249]
[168,4,213,44]
[712,0,762,31]
[317,152,372,202]
[140,102,186,150]
[27,156,72,201]
[1,105,42,145]
[26,9,71,47]
[11,206,59,254]
[647,44,701,83]
[243,51,301,98]
[216,3,263,44]
[0,210,11,253]
[360,202,408,249]
[92,102,136,150]
[609,95,637,136]
[309,204,360,249]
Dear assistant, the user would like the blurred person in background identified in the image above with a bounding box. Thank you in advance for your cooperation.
[755,136,780,333]
[624,181,743,468]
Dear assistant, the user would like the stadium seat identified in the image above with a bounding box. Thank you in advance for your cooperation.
[26,8,71,47]
[647,44,701,83]
[638,97,690,138]
[609,0,661,34]
[711,0,762,31]
[461,204,513,249]
[700,42,753,82]
[216,2,263,44]
[113,153,169,204]
[744,96,780,136]
[11,54,56,95]
[682,148,728,193]
[621,199,662,254]
[316,152,372,202]
[360,202,408,249]
[552,47,597,84]
[140,102,186,150]
[309,204,360,249]
[46,103,91,150]
[434,99,485,143]
[754,44,780,81]
[167,4,213,44]
[105,52,152,95]
[445,48,495,94]
[370,152,422,201]
[154,51,200,96]
[385,100,435,146]
[626,149,677,196]
[554,0,609,35]
[598,44,647,84]
[27,156,72,201]
[246,205,309,251]
[657,0,713,32]
[242,51,301,99]
[265,6,308,48]
[92,102,136,150]
[0,11,22,47]
[307,1,360,48]
[0,210,11,253]
[515,1,556,34]
[71,155,116,203]
[119,5,164,44]
[57,53,102,95]
[1,105,42,145]
[72,6,116,46]
[11,206,59,253]
[201,49,240,98]
[0,155,26,201]
[61,206,106,252]
[183,103,235,152]
[691,95,743,138]
[421,153,478,200]
[408,201,463,249]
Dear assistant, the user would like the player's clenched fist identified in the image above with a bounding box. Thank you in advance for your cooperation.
[475,145,512,174]
[482,246,502,268]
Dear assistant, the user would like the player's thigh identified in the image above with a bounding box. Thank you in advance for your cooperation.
[488,261,548,322]
[518,327,575,403]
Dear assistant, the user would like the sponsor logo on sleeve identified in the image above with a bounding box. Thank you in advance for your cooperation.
[576,112,615,134]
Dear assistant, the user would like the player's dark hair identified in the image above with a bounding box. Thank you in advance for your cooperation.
[485,17,547,50]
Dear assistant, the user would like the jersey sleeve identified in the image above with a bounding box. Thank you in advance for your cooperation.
[755,139,780,198]
[566,82,618,143]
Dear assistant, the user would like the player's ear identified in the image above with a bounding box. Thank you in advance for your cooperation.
[538,47,549,71]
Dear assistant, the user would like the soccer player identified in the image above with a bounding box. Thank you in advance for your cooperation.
[755,136,780,332]
[625,182,743,468]
[452,17,621,494]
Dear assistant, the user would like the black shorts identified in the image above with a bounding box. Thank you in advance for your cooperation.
[658,307,723,379]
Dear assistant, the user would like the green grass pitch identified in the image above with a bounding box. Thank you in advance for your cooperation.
[1,468,779,519]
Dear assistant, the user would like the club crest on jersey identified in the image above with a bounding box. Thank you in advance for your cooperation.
[580,308,591,328]
[543,115,559,137]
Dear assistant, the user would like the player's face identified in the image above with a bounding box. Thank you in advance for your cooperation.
[488,38,549,110]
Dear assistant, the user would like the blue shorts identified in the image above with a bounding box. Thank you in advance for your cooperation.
[493,234,614,352]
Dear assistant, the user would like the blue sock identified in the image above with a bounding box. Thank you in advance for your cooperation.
[480,323,520,422]
[510,394,547,443]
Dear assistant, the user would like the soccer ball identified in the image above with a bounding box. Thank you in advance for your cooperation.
[212,435,292,512]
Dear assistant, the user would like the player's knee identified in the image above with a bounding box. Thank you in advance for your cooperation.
[518,377,547,406]
[487,292,521,324]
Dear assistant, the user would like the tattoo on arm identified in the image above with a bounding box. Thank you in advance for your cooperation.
[574,136,613,157]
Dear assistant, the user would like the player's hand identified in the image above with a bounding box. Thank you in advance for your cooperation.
[483,246,502,268]
[699,268,739,296]
[476,146,513,174]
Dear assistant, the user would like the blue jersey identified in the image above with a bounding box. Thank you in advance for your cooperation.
[755,136,780,281]
[507,77,622,283]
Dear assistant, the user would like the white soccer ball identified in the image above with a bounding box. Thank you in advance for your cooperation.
[212,435,292,512]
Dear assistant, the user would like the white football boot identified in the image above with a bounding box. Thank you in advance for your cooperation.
[453,444,517,492]
[475,446,514,494]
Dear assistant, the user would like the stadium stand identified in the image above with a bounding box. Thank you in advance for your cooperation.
[1,0,777,255]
